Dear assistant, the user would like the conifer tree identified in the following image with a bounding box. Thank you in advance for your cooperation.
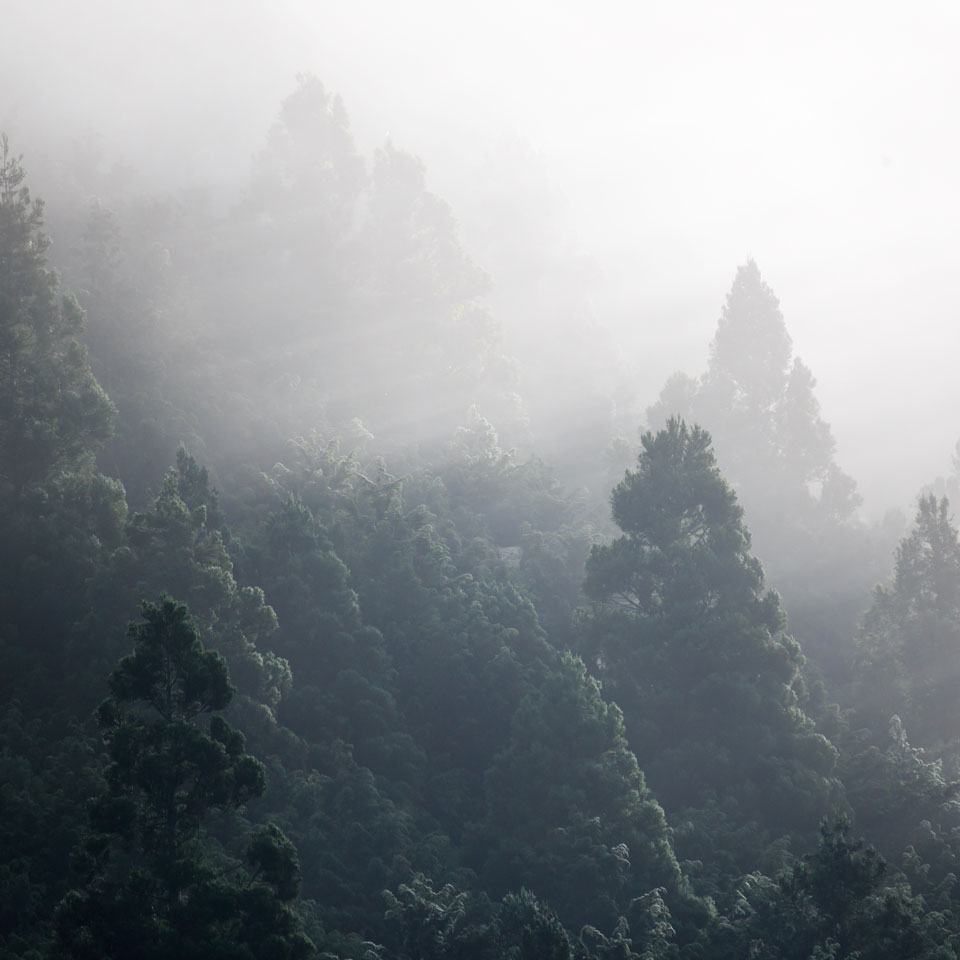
[580,418,841,880]
[0,136,125,704]
[0,135,115,497]
[856,494,960,750]
[722,819,952,960]
[480,652,688,933]
[76,449,291,723]
[54,596,312,960]
[646,261,867,675]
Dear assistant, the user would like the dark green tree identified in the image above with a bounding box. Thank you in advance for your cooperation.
[244,494,421,784]
[721,819,954,960]
[383,874,471,960]
[0,137,125,690]
[53,596,313,960]
[0,139,129,958]
[479,653,689,934]
[580,418,841,880]
[838,714,960,895]
[381,876,682,960]
[256,436,549,838]
[75,449,291,727]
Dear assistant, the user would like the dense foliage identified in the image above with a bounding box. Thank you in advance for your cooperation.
[3,81,960,960]
[580,418,841,883]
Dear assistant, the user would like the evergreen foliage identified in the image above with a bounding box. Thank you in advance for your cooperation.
[714,819,956,960]
[3,91,960,960]
[53,596,313,960]
[0,135,115,497]
[646,261,874,676]
[856,495,960,751]
[580,418,841,880]
[479,652,687,932]
[648,263,857,521]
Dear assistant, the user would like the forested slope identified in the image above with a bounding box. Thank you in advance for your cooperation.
[3,82,960,960]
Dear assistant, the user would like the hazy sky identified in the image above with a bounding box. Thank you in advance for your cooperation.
[4,0,959,512]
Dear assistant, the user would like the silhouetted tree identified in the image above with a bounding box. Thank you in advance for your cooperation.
[54,596,312,960]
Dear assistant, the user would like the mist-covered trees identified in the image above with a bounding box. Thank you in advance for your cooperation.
[580,418,840,878]
[207,74,517,451]
[648,262,857,521]
[71,448,291,728]
[0,135,115,497]
[8,67,960,960]
[68,194,197,504]
[0,135,126,710]
[647,261,873,676]
[855,494,960,750]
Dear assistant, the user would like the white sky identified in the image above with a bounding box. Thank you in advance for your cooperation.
[4,0,960,512]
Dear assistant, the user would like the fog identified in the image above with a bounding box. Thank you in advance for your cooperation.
[4,0,959,512]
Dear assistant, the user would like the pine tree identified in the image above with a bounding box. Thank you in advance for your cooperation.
[580,418,841,881]
[731,819,949,960]
[54,596,313,960]
[855,494,960,749]
[648,261,853,514]
[480,652,688,933]
[646,261,867,676]
[0,136,125,707]
[0,135,114,497]
[75,449,291,723]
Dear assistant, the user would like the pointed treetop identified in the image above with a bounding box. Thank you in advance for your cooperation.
[708,259,793,407]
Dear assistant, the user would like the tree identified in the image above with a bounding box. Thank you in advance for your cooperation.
[648,261,852,511]
[579,418,841,881]
[382,875,678,960]
[855,494,960,750]
[68,193,194,505]
[248,72,367,270]
[729,819,950,960]
[479,652,689,934]
[75,449,291,726]
[838,714,960,893]
[645,262,868,677]
[0,136,126,712]
[0,135,115,497]
[54,596,313,960]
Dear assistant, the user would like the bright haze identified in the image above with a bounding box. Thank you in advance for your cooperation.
[3,0,958,513]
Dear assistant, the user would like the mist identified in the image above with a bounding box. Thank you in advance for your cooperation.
[11,5,960,954]
[4,0,960,511]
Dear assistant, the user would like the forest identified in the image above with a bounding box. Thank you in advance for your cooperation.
[3,64,960,960]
